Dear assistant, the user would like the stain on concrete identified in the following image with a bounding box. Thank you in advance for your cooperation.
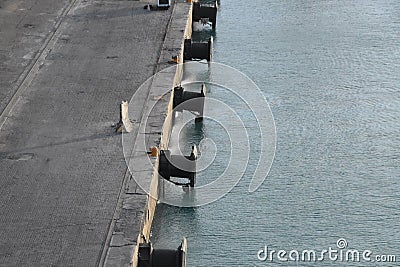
[7,152,35,161]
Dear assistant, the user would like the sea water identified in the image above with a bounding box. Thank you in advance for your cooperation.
[152,0,400,266]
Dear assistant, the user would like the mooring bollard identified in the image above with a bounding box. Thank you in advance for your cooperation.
[148,146,158,157]
[121,101,133,133]
[172,55,179,63]
[115,101,133,133]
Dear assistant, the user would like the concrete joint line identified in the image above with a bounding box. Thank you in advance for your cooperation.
[97,168,132,267]
[0,0,79,131]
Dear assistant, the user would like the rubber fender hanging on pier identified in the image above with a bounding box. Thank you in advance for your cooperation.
[192,0,218,29]
[138,238,187,267]
[184,37,213,61]
[173,84,206,123]
[158,146,198,187]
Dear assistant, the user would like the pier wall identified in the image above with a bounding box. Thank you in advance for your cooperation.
[132,2,193,265]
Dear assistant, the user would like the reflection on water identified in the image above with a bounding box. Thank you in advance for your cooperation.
[153,0,400,266]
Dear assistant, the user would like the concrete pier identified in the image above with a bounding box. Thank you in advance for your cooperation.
[0,0,191,265]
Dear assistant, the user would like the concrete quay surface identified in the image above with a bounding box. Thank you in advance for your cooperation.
[0,0,189,265]
[112,2,192,266]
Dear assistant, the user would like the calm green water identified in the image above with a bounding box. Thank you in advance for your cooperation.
[153,0,400,266]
